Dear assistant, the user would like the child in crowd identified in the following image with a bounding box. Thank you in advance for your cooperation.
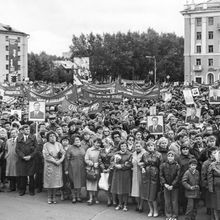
[160,151,180,220]
[182,159,200,220]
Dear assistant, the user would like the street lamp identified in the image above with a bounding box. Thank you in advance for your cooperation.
[146,56,157,84]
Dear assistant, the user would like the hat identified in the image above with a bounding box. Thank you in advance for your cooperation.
[140,119,147,124]
[49,114,56,119]
[167,151,175,156]
[61,122,68,127]
[60,135,70,142]
[189,158,198,165]
[181,144,190,150]
[68,120,76,128]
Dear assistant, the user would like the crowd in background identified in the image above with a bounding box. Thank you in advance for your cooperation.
[1,83,220,220]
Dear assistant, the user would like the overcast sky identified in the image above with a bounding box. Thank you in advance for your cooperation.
[0,0,195,56]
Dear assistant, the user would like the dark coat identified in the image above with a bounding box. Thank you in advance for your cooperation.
[159,160,180,188]
[30,111,44,119]
[16,134,38,176]
[182,169,200,199]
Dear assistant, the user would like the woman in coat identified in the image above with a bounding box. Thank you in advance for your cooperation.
[131,142,146,212]
[43,131,65,204]
[98,137,115,206]
[85,137,101,205]
[140,140,162,217]
[65,135,86,203]
[208,150,220,220]
[111,141,132,211]
[5,128,18,191]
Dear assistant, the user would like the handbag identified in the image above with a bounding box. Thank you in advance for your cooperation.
[86,167,98,181]
[98,173,109,191]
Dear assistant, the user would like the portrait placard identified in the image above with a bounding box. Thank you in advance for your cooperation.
[185,107,201,124]
[191,88,200,97]
[147,115,164,134]
[183,89,194,105]
[209,89,220,104]
[29,101,45,121]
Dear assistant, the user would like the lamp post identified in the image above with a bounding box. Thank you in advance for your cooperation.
[146,56,157,84]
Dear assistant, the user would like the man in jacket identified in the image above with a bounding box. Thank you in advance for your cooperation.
[16,124,38,196]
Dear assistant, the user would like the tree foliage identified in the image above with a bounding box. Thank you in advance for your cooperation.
[70,29,184,83]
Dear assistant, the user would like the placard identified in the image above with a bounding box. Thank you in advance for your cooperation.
[185,107,201,124]
[29,101,45,121]
[209,88,220,104]
[147,115,164,134]
[183,89,194,105]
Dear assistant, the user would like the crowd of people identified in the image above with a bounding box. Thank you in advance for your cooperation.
[1,83,220,220]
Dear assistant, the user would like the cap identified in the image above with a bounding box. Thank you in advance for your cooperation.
[189,158,198,165]
[167,151,175,156]
[49,114,56,119]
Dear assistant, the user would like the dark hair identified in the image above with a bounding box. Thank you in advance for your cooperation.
[127,134,135,141]
[93,137,103,147]
[118,140,127,149]
[71,135,81,144]
[111,130,121,139]
[46,130,58,142]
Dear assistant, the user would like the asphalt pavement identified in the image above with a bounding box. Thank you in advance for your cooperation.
[0,190,210,220]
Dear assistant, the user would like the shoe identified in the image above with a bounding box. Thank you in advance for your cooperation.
[148,212,153,217]
[153,212,159,217]
[87,200,93,205]
[115,205,122,210]
[138,208,143,213]
[72,198,76,203]
[7,189,16,192]
[19,191,25,196]
[95,200,100,204]
[48,199,52,204]
[123,206,128,212]
[76,198,82,203]
[37,189,42,193]
[107,201,112,207]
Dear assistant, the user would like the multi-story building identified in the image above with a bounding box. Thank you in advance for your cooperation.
[181,0,220,84]
[0,23,29,83]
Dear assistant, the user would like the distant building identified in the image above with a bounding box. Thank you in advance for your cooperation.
[0,23,29,83]
[181,0,220,84]
[62,51,72,59]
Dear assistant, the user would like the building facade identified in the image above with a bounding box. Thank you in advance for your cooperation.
[182,0,220,84]
[0,23,28,83]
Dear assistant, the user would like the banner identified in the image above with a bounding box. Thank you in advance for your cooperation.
[82,89,123,102]
[183,89,194,105]
[62,99,77,113]
[25,85,78,105]
[9,39,19,74]
[121,79,145,85]
[4,85,23,97]
[80,100,102,115]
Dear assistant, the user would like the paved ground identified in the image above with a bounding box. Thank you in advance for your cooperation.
[0,190,210,220]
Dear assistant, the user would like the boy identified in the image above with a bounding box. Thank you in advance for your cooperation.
[160,151,180,220]
[182,159,200,220]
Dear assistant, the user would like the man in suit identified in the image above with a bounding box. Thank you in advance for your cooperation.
[149,116,163,133]
[30,102,44,120]
[186,108,200,124]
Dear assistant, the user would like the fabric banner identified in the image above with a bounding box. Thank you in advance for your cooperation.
[82,88,123,102]
[80,100,102,114]
[25,85,78,105]
[62,99,77,113]
[121,79,145,85]
[9,39,19,74]
[3,85,23,97]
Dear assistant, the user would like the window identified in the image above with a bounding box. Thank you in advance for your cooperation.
[208,17,214,25]
[5,46,9,51]
[208,58,214,66]
[18,65,21,70]
[196,17,202,26]
[18,56,20,61]
[6,64,9,70]
[17,74,21,81]
[196,45,201,53]
[6,55,9,61]
[17,37,20,42]
[208,31,213,39]
[196,59,201,65]
[5,36,8,41]
[196,32,202,40]
[6,74,9,82]
[208,45,214,53]
[195,77,202,84]
[18,46,20,52]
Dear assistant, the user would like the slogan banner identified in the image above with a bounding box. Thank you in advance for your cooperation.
[3,85,23,97]
[25,85,78,105]
[82,89,123,102]
[80,100,102,115]
[121,79,145,85]
[62,99,77,113]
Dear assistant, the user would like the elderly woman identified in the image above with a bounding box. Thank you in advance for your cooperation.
[43,131,65,204]
[5,128,18,191]
[85,138,102,205]
[140,141,162,217]
[98,137,115,206]
[131,142,146,212]
[111,141,132,211]
[65,135,86,203]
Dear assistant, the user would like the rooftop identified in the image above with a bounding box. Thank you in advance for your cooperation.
[0,23,28,36]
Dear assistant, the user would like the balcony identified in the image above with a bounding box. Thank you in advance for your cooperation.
[193,65,203,72]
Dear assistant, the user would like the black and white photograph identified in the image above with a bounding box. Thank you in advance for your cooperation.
[29,101,45,121]
[0,0,217,220]
[185,107,201,124]
[147,115,164,134]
